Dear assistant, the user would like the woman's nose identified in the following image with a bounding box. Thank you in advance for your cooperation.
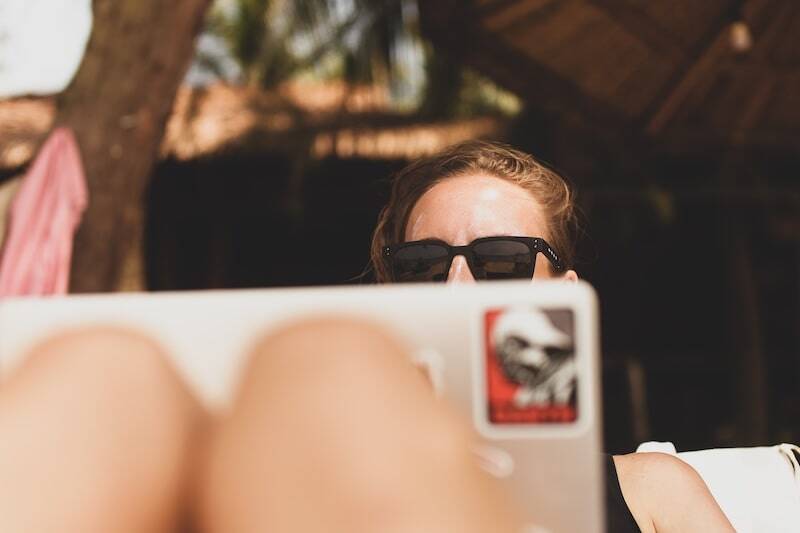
[446,255,476,284]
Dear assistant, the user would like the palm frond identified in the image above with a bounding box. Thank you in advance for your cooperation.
[203,0,521,117]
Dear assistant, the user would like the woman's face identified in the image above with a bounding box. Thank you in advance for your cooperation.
[404,173,578,284]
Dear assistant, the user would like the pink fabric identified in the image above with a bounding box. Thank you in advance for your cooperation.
[0,127,88,296]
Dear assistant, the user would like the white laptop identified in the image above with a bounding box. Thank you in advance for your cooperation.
[0,281,604,532]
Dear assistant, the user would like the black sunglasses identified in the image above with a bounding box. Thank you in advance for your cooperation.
[382,236,564,282]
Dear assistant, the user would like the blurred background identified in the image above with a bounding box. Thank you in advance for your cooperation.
[1,0,798,453]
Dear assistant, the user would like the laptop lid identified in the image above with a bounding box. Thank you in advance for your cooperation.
[0,281,604,532]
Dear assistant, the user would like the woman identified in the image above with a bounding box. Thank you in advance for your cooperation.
[371,140,734,532]
[0,141,731,532]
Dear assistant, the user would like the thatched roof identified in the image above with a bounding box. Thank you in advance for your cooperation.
[419,0,800,154]
[0,82,504,170]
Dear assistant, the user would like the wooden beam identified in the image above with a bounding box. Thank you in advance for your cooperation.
[731,78,775,144]
[645,28,732,135]
[418,0,634,131]
[584,0,682,56]
[645,0,793,135]
[642,0,740,134]
[725,1,800,145]
[657,126,800,157]
[482,0,562,34]
[474,0,553,21]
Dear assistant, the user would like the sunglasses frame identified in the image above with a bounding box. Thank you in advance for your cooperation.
[382,236,565,282]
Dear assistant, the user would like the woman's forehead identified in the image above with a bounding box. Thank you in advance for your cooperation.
[426,173,534,200]
[404,174,547,242]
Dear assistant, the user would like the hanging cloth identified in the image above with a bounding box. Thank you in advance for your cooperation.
[0,128,88,296]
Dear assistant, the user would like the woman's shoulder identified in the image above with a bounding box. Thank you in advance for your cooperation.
[612,452,735,533]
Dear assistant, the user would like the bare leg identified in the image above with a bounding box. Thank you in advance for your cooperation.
[0,327,205,533]
[198,317,521,533]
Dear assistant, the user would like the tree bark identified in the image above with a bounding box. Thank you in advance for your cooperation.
[59,0,211,292]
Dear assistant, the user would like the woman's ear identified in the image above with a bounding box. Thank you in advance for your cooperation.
[562,269,579,282]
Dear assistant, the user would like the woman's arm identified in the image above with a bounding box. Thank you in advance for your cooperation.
[613,452,735,533]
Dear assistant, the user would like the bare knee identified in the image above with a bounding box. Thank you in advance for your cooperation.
[8,325,202,432]
[247,317,414,374]
[15,326,172,384]
[231,316,475,474]
[200,317,511,533]
[0,326,204,532]
[238,317,430,405]
[238,316,463,428]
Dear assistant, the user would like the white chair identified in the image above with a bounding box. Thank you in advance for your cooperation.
[637,441,800,532]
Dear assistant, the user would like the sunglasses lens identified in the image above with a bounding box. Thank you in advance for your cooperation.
[472,240,534,280]
[392,243,450,282]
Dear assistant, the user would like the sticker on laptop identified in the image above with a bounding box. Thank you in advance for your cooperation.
[484,307,577,424]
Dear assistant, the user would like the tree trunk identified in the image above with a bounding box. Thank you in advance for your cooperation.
[59,0,211,293]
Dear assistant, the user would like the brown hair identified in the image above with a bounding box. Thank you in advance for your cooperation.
[370,140,577,282]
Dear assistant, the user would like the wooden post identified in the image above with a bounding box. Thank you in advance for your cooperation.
[728,230,769,444]
[715,154,769,445]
